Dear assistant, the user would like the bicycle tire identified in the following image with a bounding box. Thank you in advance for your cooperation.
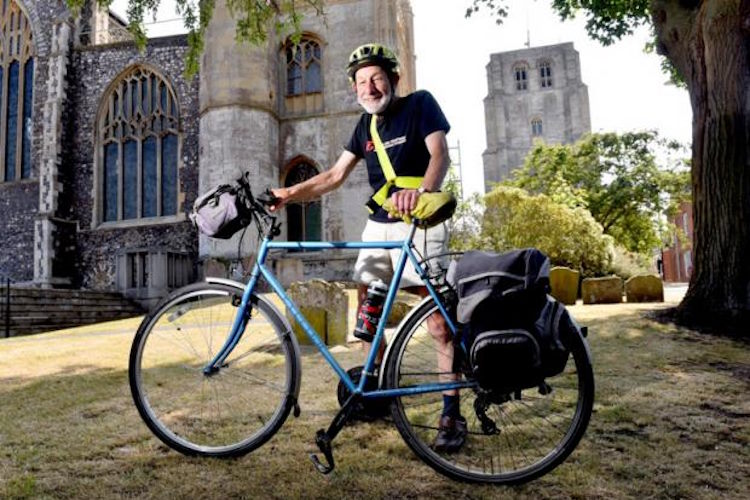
[129,281,301,457]
[383,296,594,484]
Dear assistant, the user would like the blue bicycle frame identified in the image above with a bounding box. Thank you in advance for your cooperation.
[203,222,474,399]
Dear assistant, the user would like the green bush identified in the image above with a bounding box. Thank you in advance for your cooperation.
[477,186,614,276]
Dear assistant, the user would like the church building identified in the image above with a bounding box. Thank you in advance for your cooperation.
[0,0,416,306]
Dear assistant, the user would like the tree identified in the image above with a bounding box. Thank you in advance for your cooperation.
[470,0,750,333]
[507,131,690,255]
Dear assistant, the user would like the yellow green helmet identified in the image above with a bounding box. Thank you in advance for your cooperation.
[346,43,400,82]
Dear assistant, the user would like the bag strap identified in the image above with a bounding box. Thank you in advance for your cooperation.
[366,115,423,213]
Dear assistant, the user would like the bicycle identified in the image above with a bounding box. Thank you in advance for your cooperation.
[128,175,595,484]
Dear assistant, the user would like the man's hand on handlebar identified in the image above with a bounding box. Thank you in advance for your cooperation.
[387,188,421,219]
[268,188,288,212]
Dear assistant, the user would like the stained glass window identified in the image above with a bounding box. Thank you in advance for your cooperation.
[98,67,180,222]
[0,0,33,182]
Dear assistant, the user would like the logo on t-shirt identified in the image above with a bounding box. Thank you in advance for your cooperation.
[365,140,375,152]
[383,136,407,149]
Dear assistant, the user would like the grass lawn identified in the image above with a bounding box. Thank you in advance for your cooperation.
[1,291,748,499]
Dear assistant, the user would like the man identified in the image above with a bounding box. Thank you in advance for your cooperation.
[270,43,465,452]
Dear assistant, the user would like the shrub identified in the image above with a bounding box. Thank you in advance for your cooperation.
[609,246,654,279]
[477,186,614,276]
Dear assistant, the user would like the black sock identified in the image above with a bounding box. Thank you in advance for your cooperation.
[442,394,460,418]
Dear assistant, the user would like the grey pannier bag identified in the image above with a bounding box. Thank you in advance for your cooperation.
[190,182,253,239]
[447,249,578,393]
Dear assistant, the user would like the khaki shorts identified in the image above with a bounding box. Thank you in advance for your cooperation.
[352,220,449,289]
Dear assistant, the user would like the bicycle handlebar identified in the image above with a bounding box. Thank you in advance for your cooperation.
[234,173,282,238]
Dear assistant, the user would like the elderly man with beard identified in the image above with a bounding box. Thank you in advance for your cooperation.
[270,43,465,452]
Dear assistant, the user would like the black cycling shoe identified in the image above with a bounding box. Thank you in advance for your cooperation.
[433,415,467,453]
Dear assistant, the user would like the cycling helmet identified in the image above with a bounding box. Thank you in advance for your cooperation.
[346,43,400,82]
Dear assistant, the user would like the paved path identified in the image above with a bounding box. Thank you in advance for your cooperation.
[664,283,688,303]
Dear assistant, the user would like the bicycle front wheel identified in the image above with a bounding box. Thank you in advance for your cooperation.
[384,297,594,484]
[129,281,300,457]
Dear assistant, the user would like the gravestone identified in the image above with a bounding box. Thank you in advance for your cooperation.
[581,276,623,304]
[625,275,664,302]
[286,279,348,345]
[549,266,579,305]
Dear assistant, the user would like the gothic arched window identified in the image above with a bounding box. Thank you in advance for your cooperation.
[286,37,322,96]
[539,61,553,88]
[98,67,180,223]
[284,160,321,243]
[514,63,528,91]
[1,0,34,182]
[531,118,543,137]
[283,35,324,115]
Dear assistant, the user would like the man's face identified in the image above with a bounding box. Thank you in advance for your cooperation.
[353,65,394,114]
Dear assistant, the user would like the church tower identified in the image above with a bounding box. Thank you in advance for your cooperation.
[482,42,591,191]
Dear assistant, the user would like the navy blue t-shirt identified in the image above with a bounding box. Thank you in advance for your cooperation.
[345,90,450,222]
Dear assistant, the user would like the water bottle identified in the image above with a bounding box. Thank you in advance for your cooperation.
[353,280,389,342]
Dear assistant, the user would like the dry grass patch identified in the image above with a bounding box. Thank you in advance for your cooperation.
[1,294,748,499]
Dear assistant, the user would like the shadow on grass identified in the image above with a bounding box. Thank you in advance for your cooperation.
[1,310,749,499]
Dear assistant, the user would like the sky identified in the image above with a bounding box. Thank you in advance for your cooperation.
[111,0,693,197]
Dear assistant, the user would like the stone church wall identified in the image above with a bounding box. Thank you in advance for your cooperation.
[0,1,72,282]
[64,36,200,290]
[0,181,38,281]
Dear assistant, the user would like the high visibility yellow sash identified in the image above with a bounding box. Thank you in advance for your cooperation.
[366,114,423,214]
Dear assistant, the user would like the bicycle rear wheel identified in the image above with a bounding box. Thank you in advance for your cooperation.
[129,281,300,457]
[383,297,594,484]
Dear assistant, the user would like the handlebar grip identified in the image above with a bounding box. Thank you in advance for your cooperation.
[257,189,281,207]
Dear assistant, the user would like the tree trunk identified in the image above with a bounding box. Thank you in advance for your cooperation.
[652,0,750,333]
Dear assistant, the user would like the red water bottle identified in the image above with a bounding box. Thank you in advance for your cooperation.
[353,280,389,342]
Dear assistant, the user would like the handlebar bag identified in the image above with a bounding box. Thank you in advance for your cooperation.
[190,184,252,239]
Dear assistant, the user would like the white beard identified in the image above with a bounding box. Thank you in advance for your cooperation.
[358,89,392,115]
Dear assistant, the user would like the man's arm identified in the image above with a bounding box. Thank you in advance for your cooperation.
[270,150,360,211]
[390,130,450,215]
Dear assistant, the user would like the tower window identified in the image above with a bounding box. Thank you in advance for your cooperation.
[286,37,322,96]
[539,61,553,88]
[514,64,528,91]
[531,118,543,137]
